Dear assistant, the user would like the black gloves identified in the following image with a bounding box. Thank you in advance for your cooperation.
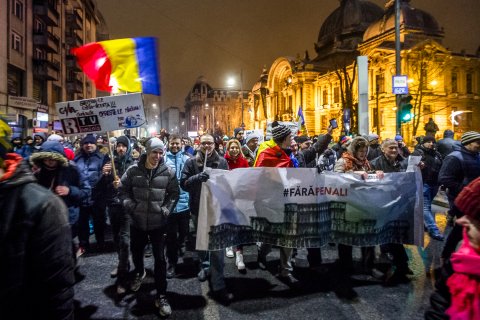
[186,171,210,186]
[197,172,210,183]
[161,207,170,217]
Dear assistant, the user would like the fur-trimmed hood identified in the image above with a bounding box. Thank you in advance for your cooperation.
[347,136,369,154]
[30,141,69,167]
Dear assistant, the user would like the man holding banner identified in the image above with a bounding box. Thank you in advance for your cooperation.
[180,134,234,304]
[255,121,299,286]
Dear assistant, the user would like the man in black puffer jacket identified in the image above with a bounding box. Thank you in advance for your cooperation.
[438,131,480,261]
[412,136,444,240]
[0,146,74,318]
[180,134,234,304]
[119,137,179,317]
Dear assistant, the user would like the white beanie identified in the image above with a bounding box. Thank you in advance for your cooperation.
[47,134,64,142]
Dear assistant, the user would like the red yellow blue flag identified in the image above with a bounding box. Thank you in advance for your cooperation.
[72,37,160,95]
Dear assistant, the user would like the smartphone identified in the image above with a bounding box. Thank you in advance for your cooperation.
[329,118,338,129]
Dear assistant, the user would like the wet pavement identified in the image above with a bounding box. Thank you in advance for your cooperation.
[74,203,450,319]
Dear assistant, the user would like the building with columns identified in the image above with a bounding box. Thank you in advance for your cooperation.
[247,0,480,143]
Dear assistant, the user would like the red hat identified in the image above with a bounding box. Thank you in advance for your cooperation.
[454,177,480,219]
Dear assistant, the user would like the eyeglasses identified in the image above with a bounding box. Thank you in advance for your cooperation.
[201,141,214,146]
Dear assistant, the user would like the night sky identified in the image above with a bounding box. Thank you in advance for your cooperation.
[96,0,480,108]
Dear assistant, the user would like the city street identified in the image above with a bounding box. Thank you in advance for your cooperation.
[74,204,448,320]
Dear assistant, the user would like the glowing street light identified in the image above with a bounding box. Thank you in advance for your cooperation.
[226,69,245,127]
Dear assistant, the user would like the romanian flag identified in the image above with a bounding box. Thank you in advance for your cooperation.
[72,37,160,95]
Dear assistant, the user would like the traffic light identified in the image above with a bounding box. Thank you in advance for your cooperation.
[400,95,413,123]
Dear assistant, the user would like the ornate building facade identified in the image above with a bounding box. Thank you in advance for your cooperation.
[184,76,248,137]
[247,0,480,143]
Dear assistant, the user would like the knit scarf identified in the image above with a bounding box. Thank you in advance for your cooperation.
[446,229,480,320]
[341,152,371,172]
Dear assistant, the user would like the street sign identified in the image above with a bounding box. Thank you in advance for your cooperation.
[392,75,409,95]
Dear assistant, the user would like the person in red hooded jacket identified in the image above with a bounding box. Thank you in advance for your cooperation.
[224,139,249,271]
[254,121,299,286]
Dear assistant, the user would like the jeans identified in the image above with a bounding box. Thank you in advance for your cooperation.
[191,213,226,291]
[130,225,167,296]
[166,211,190,267]
[423,184,440,233]
[107,204,130,280]
[79,202,107,248]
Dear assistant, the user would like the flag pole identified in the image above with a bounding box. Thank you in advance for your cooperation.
[106,131,118,181]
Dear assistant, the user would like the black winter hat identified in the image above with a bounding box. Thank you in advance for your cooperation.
[272,121,291,142]
[116,135,130,148]
[81,134,96,145]
[422,136,436,144]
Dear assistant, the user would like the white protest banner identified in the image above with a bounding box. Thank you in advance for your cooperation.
[245,129,264,143]
[265,121,298,140]
[196,168,424,250]
[55,93,145,134]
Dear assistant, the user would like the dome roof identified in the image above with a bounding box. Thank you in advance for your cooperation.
[190,76,212,93]
[363,0,443,42]
[316,0,383,50]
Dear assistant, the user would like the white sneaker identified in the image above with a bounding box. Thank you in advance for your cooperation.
[236,252,245,270]
[225,247,234,258]
[155,295,172,316]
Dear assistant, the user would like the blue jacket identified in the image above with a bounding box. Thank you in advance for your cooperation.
[165,150,190,213]
[74,149,109,206]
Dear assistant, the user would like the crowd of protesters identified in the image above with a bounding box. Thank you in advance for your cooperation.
[1,115,479,319]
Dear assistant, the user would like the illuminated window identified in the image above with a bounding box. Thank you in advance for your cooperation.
[466,73,473,94]
[451,72,457,93]
[333,86,340,104]
[322,88,328,105]
[375,73,385,93]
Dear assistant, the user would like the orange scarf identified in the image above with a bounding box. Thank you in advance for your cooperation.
[341,152,371,172]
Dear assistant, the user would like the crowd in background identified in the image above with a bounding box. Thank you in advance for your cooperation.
[1,118,479,319]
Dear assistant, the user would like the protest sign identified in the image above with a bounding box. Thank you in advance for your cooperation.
[196,168,424,250]
[55,93,145,134]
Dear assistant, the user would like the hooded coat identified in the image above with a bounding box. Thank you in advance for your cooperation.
[0,153,74,319]
[30,141,90,225]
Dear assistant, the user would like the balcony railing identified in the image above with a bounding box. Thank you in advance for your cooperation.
[33,31,60,53]
[66,78,83,93]
[66,54,81,71]
[65,31,83,47]
[33,1,60,26]
[33,58,60,81]
[66,10,83,30]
